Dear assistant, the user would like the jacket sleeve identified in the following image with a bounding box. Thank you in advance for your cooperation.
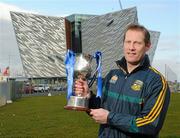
[107,75,170,135]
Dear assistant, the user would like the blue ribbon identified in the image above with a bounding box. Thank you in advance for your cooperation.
[65,50,75,100]
[94,51,102,98]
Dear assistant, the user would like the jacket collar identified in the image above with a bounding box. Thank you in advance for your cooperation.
[116,54,151,74]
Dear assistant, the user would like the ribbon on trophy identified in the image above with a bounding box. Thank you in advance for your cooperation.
[65,50,75,100]
[94,51,102,98]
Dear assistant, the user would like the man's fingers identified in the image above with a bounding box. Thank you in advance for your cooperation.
[90,110,100,123]
[74,83,84,91]
[90,109,97,116]
[74,83,83,88]
[74,81,81,85]
[74,78,89,97]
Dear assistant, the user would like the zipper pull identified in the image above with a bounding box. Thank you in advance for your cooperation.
[125,76,128,79]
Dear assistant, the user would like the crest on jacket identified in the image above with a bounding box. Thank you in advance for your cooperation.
[131,80,143,91]
[109,75,118,84]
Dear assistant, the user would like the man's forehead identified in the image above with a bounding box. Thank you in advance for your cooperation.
[125,30,145,39]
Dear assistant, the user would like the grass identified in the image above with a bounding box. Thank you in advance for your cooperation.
[0,93,179,138]
[159,92,180,138]
[0,94,99,138]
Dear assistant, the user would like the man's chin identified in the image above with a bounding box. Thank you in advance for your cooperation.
[127,60,140,65]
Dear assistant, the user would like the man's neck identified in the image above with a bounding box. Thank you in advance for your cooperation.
[127,63,140,74]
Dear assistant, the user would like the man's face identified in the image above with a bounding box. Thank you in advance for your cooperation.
[123,29,150,65]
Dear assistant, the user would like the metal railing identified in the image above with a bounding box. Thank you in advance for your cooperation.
[0,80,23,107]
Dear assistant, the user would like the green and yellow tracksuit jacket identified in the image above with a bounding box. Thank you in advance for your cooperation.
[89,55,170,138]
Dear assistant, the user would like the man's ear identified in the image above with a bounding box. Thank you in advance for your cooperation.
[145,43,151,52]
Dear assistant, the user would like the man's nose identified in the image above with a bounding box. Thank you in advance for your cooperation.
[129,43,135,50]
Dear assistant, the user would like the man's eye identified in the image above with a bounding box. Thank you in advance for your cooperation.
[125,41,131,44]
[135,42,142,45]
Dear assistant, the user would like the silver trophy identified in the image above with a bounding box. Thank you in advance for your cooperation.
[64,51,102,111]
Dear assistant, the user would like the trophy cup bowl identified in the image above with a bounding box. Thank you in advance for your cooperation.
[64,53,93,111]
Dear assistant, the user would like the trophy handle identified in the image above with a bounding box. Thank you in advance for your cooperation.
[88,51,102,98]
[88,71,97,88]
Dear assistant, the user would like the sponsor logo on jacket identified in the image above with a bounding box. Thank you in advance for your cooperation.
[109,75,118,84]
[131,80,143,91]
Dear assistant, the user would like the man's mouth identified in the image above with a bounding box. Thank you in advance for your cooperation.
[127,52,136,55]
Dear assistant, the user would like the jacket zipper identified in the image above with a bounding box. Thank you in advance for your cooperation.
[106,74,128,137]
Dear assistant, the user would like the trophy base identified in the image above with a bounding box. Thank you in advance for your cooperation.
[64,105,89,111]
[64,96,89,112]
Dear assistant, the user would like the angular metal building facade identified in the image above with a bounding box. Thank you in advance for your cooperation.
[10,12,67,78]
[147,31,160,63]
[10,7,160,78]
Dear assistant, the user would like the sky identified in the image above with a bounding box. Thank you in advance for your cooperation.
[0,0,180,81]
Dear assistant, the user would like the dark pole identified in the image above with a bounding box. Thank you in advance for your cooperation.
[118,0,123,10]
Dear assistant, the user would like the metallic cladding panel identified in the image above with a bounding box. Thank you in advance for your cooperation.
[148,31,160,63]
[10,12,67,78]
[81,7,138,77]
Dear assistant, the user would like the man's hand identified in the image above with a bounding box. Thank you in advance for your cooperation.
[74,78,89,97]
[90,108,109,124]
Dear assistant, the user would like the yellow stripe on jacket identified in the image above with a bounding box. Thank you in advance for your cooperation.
[136,67,167,127]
